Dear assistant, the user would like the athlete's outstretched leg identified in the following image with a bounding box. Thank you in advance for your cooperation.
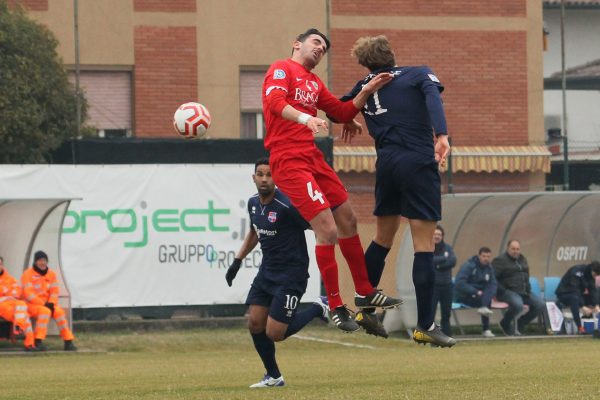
[364,215,401,287]
[310,209,359,333]
[248,305,281,385]
[409,219,456,348]
[333,202,375,296]
[333,203,403,310]
[283,298,327,339]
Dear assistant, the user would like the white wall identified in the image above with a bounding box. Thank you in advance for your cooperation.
[543,8,600,153]
[543,8,600,77]
[544,90,600,152]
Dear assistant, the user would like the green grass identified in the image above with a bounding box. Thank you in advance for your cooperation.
[1,325,599,399]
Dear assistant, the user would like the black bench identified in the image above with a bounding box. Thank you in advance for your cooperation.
[0,317,13,340]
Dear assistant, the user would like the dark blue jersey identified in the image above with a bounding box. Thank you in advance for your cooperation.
[248,189,311,282]
[342,66,447,157]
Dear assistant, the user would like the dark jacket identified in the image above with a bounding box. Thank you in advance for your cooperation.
[433,241,456,285]
[492,252,531,296]
[556,264,600,306]
[455,255,498,300]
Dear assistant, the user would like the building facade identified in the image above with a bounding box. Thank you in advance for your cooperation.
[543,0,600,190]
[12,0,550,218]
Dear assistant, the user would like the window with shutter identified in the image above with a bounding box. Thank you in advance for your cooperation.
[69,70,132,137]
[240,70,266,139]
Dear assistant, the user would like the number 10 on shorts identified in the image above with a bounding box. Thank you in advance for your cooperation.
[285,295,299,310]
[307,182,324,204]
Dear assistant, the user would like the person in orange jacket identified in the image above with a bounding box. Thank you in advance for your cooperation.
[21,251,76,351]
[0,256,37,351]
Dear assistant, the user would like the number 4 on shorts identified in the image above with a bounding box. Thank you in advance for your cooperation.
[307,182,325,204]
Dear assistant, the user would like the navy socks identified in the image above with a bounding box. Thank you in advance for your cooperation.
[285,304,321,338]
[364,240,390,287]
[251,303,323,378]
[412,252,435,329]
[251,331,280,378]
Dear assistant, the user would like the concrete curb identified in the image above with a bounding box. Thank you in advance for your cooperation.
[73,316,247,333]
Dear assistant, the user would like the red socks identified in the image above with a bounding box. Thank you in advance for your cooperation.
[315,244,343,310]
[315,235,375,309]
[338,235,374,296]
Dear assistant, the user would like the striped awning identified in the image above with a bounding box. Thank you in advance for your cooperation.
[333,145,552,173]
[449,146,552,173]
[334,146,377,173]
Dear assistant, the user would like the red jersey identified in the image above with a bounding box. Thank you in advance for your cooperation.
[262,58,360,151]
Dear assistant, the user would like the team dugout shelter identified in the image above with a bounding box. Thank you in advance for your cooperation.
[385,192,600,333]
[0,197,74,335]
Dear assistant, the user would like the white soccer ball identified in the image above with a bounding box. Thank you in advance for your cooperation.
[173,102,211,139]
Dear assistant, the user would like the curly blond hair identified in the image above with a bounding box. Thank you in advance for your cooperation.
[351,35,396,71]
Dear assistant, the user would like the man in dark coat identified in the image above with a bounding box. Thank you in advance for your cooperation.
[492,239,545,335]
[455,247,497,337]
[432,225,456,336]
[556,261,600,334]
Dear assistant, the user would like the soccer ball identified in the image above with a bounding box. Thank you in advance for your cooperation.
[173,102,211,139]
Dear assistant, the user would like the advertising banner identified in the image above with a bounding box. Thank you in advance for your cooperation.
[1,165,320,308]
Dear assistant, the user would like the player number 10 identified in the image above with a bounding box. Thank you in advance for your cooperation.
[285,295,299,310]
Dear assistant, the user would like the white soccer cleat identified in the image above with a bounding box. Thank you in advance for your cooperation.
[313,296,329,323]
[482,329,495,338]
[249,374,285,388]
[477,307,494,316]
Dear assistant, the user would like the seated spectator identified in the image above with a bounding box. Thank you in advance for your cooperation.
[455,247,497,338]
[21,251,77,351]
[556,261,600,334]
[492,240,545,336]
[432,225,457,337]
[0,256,37,351]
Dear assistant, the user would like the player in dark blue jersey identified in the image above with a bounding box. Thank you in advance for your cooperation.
[339,35,455,347]
[225,158,329,388]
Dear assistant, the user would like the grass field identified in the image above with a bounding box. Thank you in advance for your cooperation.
[1,325,599,400]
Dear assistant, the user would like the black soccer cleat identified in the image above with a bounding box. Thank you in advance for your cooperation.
[498,320,514,336]
[412,324,456,348]
[34,339,47,352]
[355,310,388,338]
[330,306,360,333]
[64,340,77,351]
[355,289,404,309]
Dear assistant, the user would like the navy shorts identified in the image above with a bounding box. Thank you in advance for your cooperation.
[245,272,308,324]
[373,146,441,221]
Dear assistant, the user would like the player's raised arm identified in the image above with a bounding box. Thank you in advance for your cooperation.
[351,72,393,108]
[280,104,328,134]
[318,73,393,125]
[418,68,450,165]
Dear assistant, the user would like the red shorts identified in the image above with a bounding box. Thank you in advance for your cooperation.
[270,145,348,221]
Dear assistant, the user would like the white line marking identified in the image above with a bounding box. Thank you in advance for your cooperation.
[292,334,377,349]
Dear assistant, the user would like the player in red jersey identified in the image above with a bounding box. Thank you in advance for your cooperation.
[262,28,403,333]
